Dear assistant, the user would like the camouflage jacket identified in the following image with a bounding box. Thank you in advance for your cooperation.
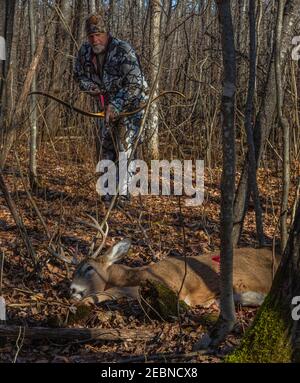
[74,35,148,112]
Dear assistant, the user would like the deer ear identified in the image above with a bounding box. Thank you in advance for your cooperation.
[103,239,131,266]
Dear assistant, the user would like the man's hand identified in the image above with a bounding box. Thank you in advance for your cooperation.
[105,104,119,124]
[88,85,101,97]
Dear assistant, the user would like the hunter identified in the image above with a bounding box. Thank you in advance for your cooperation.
[74,13,148,203]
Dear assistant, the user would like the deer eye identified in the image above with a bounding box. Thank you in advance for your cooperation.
[85,265,94,274]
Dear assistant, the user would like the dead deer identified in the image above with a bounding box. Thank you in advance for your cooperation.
[66,217,279,307]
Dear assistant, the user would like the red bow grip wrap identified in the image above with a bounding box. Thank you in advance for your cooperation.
[98,94,105,108]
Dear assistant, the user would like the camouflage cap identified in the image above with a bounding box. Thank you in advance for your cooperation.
[85,13,109,35]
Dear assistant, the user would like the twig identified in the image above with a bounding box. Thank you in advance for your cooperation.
[117,205,158,261]
[137,290,166,323]
[291,177,300,224]
[13,326,25,363]
[14,152,51,239]
[267,139,283,162]
[0,171,37,266]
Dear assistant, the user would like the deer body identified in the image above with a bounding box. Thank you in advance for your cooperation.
[70,240,279,307]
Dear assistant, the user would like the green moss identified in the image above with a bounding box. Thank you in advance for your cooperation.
[226,296,292,363]
[140,279,189,321]
[199,312,219,327]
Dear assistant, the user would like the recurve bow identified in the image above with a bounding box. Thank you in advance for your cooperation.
[29,91,185,119]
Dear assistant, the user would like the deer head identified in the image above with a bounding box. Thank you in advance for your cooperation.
[70,239,132,300]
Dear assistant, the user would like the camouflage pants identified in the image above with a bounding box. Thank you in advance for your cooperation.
[95,111,143,196]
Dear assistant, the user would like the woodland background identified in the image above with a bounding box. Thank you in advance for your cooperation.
[0,0,300,363]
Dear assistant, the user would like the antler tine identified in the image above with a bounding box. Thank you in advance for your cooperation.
[76,218,100,232]
[85,214,105,233]
[83,214,109,259]
[91,221,109,259]
[47,244,78,265]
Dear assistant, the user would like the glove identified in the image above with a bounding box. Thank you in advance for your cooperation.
[105,104,119,124]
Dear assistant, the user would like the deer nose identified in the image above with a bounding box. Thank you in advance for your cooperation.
[70,285,85,300]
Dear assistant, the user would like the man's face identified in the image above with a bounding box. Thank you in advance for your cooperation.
[88,32,108,54]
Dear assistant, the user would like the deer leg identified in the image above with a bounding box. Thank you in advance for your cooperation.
[234,291,266,307]
[82,286,139,305]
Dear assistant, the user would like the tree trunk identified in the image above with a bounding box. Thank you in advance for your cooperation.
[0,0,16,169]
[46,0,70,136]
[194,0,237,349]
[233,0,300,246]
[109,0,115,32]
[0,36,45,168]
[244,0,265,246]
[28,0,38,188]
[0,0,15,103]
[275,0,291,253]
[214,0,237,342]
[147,0,161,160]
[88,0,97,14]
[0,0,7,100]
[228,201,300,362]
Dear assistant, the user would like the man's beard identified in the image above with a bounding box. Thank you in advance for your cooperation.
[92,44,106,54]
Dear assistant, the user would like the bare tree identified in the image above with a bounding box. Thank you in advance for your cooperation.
[244,0,265,246]
[0,0,6,101]
[28,0,38,188]
[0,0,16,168]
[194,0,237,349]
[147,0,162,160]
[46,0,72,134]
[88,0,97,14]
[275,0,291,253]
[0,0,37,266]
[233,0,300,246]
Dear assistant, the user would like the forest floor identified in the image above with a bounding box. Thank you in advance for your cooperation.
[0,142,299,363]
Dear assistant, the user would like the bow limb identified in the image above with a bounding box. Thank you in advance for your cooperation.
[29,91,105,118]
[29,90,185,119]
[120,90,186,117]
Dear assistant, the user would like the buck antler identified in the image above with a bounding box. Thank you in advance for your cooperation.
[47,215,108,265]
[77,214,109,259]
[47,243,78,265]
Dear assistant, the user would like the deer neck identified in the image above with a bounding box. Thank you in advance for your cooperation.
[108,264,152,288]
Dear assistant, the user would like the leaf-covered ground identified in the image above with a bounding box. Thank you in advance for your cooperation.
[0,143,299,363]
